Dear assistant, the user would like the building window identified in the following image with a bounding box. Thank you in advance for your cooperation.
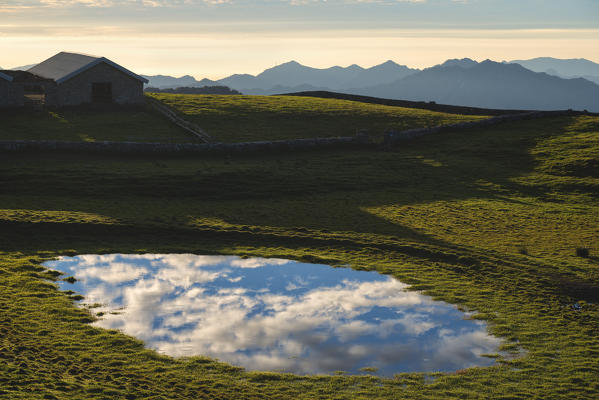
[92,82,112,103]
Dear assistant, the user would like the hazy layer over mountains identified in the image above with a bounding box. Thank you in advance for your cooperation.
[142,57,599,111]
[507,57,599,85]
[9,64,37,71]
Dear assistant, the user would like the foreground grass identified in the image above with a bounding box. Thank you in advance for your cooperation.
[0,114,598,399]
[147,93,485,142]
[0,105,193,143]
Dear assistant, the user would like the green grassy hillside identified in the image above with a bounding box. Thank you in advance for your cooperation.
[147,93,486,142]
[0,106,193,143]
[1,95,483,144]
[0,111,598,398]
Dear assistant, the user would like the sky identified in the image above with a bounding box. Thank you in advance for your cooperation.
[1,0,598,79]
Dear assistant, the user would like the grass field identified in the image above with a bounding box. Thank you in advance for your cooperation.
[147,93,486,142]
[0,101,598,398]
[0,105,193,143]
[1,95,484,144]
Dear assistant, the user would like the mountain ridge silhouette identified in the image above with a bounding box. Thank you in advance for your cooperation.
[138,57,599,111]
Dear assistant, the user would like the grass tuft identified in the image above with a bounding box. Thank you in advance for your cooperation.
[575,247,590,258]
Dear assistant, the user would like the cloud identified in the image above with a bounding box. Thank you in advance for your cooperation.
[0,0,231,10]
[75,262,148,283]
[351,0,426,3]
[230,257,289,269]
[289,0,427,4]
[39,0,117,6]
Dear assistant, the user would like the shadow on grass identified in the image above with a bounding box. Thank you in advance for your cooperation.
[1,116,581,235]
[1,115,597,303]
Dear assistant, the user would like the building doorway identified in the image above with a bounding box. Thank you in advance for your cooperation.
[92,82,112,103]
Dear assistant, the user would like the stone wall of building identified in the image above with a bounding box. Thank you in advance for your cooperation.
[11,84,24,107]
[46,62,144,107]
[0,80,11,107]
[0,80,25,107]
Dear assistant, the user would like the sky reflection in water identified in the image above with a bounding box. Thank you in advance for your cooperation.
[46,254,502,375]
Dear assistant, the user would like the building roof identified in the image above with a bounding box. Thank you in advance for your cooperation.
[27,52,149,84]
[0,70,53,83]
[0,71,13,82]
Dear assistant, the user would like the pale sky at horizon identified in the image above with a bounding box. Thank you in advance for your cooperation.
[1,0,598,79]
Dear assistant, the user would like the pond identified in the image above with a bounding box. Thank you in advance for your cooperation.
[45,254,503,376]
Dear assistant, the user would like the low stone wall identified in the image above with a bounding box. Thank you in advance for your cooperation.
[2,110,591,155]
[284,91,534,116]
[146,97,212,143]
[0,135,371,155]
[383,110,591,146]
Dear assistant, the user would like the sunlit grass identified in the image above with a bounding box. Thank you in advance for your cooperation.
[148,93,486,142]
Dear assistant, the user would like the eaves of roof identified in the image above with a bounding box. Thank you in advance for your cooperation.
[57,57,149,84]
[0,71,14,82]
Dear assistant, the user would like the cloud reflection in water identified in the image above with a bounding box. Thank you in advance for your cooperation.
[47,254,502,375]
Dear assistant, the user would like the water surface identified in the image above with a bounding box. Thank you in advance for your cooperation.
[45,254,502,375]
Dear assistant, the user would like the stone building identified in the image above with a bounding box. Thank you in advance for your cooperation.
[0,71,16,107]
[0,70,54,107]
[0,52,148,107]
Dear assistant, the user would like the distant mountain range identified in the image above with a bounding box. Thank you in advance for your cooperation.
[10,64,37,71]
[142,60,417,93]
[139,57,599,111]
[352,59,599,111]
[141,75,217,90]
[507,57,599,85]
